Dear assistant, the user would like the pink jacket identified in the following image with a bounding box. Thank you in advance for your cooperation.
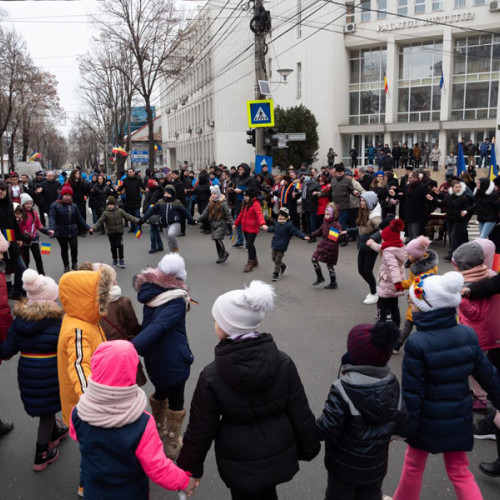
[459,296,500,351]
[368,242,407,298]
[19,209,44,240]
[70,340,190,492]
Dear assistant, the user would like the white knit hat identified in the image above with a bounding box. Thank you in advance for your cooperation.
[22,269,59,305]
[212,280,275,336]
[158,253,187,281]
[409,271,464,312]
[20,193,33,206]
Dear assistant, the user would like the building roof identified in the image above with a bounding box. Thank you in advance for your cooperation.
[127,116,162,142]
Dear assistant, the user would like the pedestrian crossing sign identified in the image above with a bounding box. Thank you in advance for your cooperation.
[247,99,274,128]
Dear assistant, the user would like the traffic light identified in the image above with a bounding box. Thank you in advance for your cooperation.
[263,127,279,155]
[246,129,256,147]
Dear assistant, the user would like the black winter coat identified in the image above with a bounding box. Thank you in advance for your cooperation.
[142,198,194,227]
[39,179,61,207]
[89,183,108,211]
[0,196,22,260]
[301,180,320,212]
[473,185,500,223]
[403,308,500,453]
[49,201,90,238]
[268,220,306,252]
[316,365,407,485]
[173,178,186,205]
[403,181,429,223]
[117,176,144,208]
[439,189,470,223]
[177,334,320,493]
[70,180,88,209]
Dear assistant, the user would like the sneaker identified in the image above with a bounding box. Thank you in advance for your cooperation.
[77,483,84,498]
[474,417,497,440]
[148,249,157,254]
[111,259,118,266]
[382,496,393,500]
[119,260,126,269]
[50,420,69,448]
[272,272,279,281]
[280,264,287,276]
[0,420,14,438]
[33,444,59,472]
[363,293,378,305]
[63,265,70,273]
[71,263,78,271]
[231,243,244,248]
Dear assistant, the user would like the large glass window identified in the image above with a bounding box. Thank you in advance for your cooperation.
[349,48,387,125]
[415,0,425,14]
[474,0,485,4]
[452,35,500,120]
[398,0,408,15]
[346,2,355,23]
[454,0,466,7]
[398,41,443,122]
[377,0,387,18]
[432,0,443,10]
[361,0,371,22]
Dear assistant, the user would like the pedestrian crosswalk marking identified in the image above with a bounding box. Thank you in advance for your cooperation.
[253,107,269,122]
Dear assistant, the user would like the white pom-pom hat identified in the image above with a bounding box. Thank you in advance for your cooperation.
[409,271,464,312]
[212,280,275,336]
[158,253,187,281]
[22,269,59,304]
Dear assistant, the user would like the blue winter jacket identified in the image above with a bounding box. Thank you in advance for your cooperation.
[267,221,306,252]
[0,301,62,417]
[132,283,194,388]
[49,200,90,238]
[403,307,500,454]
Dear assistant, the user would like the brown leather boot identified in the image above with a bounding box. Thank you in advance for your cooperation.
[164,408,186,460]
[244,260,254,272]
[149,395,168,442]
[252,258,258,268]
[171,247,179,253]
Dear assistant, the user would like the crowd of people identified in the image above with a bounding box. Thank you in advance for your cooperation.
[0,155,500,499]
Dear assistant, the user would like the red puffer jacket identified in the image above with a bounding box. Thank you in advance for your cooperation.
[0,272,13,342]
[234,199,266,234]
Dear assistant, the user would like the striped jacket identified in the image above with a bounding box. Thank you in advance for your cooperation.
[57,268,113,425]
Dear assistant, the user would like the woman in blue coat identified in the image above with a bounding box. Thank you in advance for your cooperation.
[132,253,194,461]
[0,270,68,471]
[392,272,500,500]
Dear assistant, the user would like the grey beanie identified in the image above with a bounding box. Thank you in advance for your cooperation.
[361,191,378,211]
[210,185,221,200]
[452,241,485,271]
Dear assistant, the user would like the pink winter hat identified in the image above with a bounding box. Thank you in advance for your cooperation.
[406,236,431,259]
[22,269,59,304]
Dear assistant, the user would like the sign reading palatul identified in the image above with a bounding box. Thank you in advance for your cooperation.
[377,11,474,32]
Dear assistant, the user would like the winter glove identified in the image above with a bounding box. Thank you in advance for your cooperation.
[394,282,404,292]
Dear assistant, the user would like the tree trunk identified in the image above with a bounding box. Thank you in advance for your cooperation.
[145,98,155,170]
[8,128,16,171]
[22,130,29,162]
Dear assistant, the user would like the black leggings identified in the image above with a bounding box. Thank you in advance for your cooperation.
[357,250,378,295]
[108,234,124,260]
[377,296,401,327]
[153,382,186,411]
[57,236,78,267]
[215,239,226,257]
[37,414,55,445]
[244,232,257,261]
[21,243,45,275]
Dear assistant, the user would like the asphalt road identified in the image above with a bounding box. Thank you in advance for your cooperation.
[1,225,499,499]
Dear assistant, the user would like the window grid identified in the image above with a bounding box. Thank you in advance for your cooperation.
[414,0,426,14]
[398,0,408,16]
[361,0,371,22]
[377,0,387,19]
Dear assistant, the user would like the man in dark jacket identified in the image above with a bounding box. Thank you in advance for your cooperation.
[330,164,359,237]
[232,163,258,247]
[171,170,187,236]
[177,281,320,498]
[401,170,433,240]
[465,139,476,167]
[36,171,61,226]
[301,171,320,235]
[358,167,373,191]
[117,168,145,232]
[317,322,407,499]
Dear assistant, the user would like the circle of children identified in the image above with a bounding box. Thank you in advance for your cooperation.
[1,158,500,500]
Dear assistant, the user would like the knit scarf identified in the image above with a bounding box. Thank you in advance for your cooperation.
[146,289,190,309]
[76,379,147,428]
[461,264,489,285]
[381,239,404,251]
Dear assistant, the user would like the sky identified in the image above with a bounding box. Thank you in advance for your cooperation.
[0,0,205,136]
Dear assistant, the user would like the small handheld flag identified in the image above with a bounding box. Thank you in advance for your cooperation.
[2,229,15,242]
[439,68,445,91]
[328,227,340,241]
[489,140,498,182]
[135,228,142,239]
[40,243,52,255]
[384,73,389,95]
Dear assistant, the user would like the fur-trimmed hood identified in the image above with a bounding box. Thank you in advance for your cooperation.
[134,267,187,292]
[14,300,63,321]
[59,267,114,324]
[448,182,466,196]
[474,178,495,197]
[405,249,439,275]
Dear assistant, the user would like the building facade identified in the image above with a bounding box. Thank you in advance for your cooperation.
[161,0,500,169]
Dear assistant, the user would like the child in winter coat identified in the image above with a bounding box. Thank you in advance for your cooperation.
[0,269,68,471]
[92,196,140,268]
[311,202,343,289]
[393,236,438,353]
[198,185,234,263]
[70,340,197,499]
[367,218,406,328]
[267,206,309,281]
[132,253,194,460]
[452,241,500,412]
[18,193,54,275]
[392,272,500,500]
[177,280,320,499]
[233,188,268,272]
[316,321,407,500]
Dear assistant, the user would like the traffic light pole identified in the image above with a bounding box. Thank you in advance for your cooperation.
[254,0,267,157]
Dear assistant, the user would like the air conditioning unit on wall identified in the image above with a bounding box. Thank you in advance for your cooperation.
[489,1,500,10]
[344,23,356,34]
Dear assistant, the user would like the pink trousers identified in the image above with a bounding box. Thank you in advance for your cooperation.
[393,445,483,500]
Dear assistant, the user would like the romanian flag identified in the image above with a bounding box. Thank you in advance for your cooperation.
[2,229,15,242]
[328,227,340,241]
[112,146,128,157]
[117,179,123,187]
[135,228,142,239]
[384,74,389,95]
[489,141,498,182]
[41,243,51,255]
[30,152,42,161]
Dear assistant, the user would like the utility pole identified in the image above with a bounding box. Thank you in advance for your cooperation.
[252,0,269,157]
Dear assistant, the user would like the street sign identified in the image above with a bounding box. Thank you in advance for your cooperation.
[275,133,287,140]
[287,133,306,141]
[278,141,288,149]
[131,150,149,163]
[255,154,273,173]
[247,99,275,128]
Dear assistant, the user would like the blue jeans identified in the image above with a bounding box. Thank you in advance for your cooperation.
[338,209,349,230]
[149,225,163,251]
[479,221,496,239]
[125,207,140,231]
[306,211,317,234]
[480,153,489,168]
